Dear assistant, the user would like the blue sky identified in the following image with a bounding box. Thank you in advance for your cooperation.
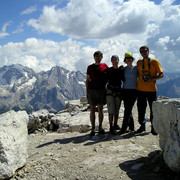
[0,0,180,73]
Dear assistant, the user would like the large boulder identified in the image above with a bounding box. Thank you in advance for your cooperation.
[153,98,180,171]
[0,110,29,179]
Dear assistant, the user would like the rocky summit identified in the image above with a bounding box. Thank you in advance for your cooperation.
[1,97,179,180]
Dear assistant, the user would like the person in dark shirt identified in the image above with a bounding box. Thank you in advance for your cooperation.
[86,51,108,136]
[105,55,124,134]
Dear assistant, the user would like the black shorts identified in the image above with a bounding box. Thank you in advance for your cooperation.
[87,89,106,105]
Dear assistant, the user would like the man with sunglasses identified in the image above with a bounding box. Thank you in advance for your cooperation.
[136,46,164,135]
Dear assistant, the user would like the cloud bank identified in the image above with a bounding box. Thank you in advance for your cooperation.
[0,0,180,72]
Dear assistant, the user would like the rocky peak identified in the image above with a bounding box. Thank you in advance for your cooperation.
[0,64,36,86]
[0,64,86,114]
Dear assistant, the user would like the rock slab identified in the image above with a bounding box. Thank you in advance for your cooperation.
[0,110,29,179]
[153,98,180,171]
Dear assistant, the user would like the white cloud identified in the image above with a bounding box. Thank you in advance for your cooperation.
[155,36,170,50]
[0,37,144,73]
[1,0,180,73]
[0,38,85,72]
[161,0,176,6]
[0,22,11,39]
[0,32,9,39]
[27,0,164,39]
[12,21,26,34]
[20,6,37,15]
[146,1,180,72]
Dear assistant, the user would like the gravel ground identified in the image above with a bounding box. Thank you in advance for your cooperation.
[11,118,180,180]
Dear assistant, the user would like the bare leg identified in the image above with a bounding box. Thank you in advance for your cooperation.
[97,105,105,134]
[90,105,96,129]
[97,105,104,127]
[114,114,120,130]
[109,113,116,134]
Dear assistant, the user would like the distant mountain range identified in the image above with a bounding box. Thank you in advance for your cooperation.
[0,64,179,114]
[0,64,86,114]
[157,72,180,98]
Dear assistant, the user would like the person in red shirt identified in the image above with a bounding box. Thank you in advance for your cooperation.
[86,51,108,136]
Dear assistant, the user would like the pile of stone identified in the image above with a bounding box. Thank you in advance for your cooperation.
[27,97,91,134]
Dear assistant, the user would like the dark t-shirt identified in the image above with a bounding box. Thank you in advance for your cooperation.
[105,67,125,91]
[87,63,108,89]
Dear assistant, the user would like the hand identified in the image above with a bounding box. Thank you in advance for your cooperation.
[119,65,124,70]
[147,78,156,82]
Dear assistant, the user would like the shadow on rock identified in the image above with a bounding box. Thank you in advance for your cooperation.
[119,150,180,180]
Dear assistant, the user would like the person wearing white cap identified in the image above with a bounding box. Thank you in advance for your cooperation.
[105,55,125,134]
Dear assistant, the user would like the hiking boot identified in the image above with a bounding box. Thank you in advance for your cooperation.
[109,127,116,135]
[136,124,146,133]
[129,128,135,132]
[98,127,105,134]
[113,124,121,130]
[128,125,134,132]
[90,129,95,136]
[151,126,158,135]
[119,129,126,135]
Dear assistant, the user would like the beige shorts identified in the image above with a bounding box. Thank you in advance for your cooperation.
[106,90,121,114]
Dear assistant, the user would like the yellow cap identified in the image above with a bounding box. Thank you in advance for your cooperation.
[125,52,133,58]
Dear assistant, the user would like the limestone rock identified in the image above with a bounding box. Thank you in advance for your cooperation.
[28,109,53,133]
[80,96,88,104]
[153,98,180,171]
[56,112,91,133]
[0,110,29,179]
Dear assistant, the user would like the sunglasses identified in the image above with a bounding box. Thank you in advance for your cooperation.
[140,49,148,53]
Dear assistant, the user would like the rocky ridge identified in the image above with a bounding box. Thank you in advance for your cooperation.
[0,64,86,114]
[0,64,180,115]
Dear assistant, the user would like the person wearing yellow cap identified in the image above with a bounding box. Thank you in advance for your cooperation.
[136,46,164,135]
[119,52,138,134]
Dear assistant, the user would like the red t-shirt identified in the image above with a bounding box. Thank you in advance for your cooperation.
[87,63,108,89]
